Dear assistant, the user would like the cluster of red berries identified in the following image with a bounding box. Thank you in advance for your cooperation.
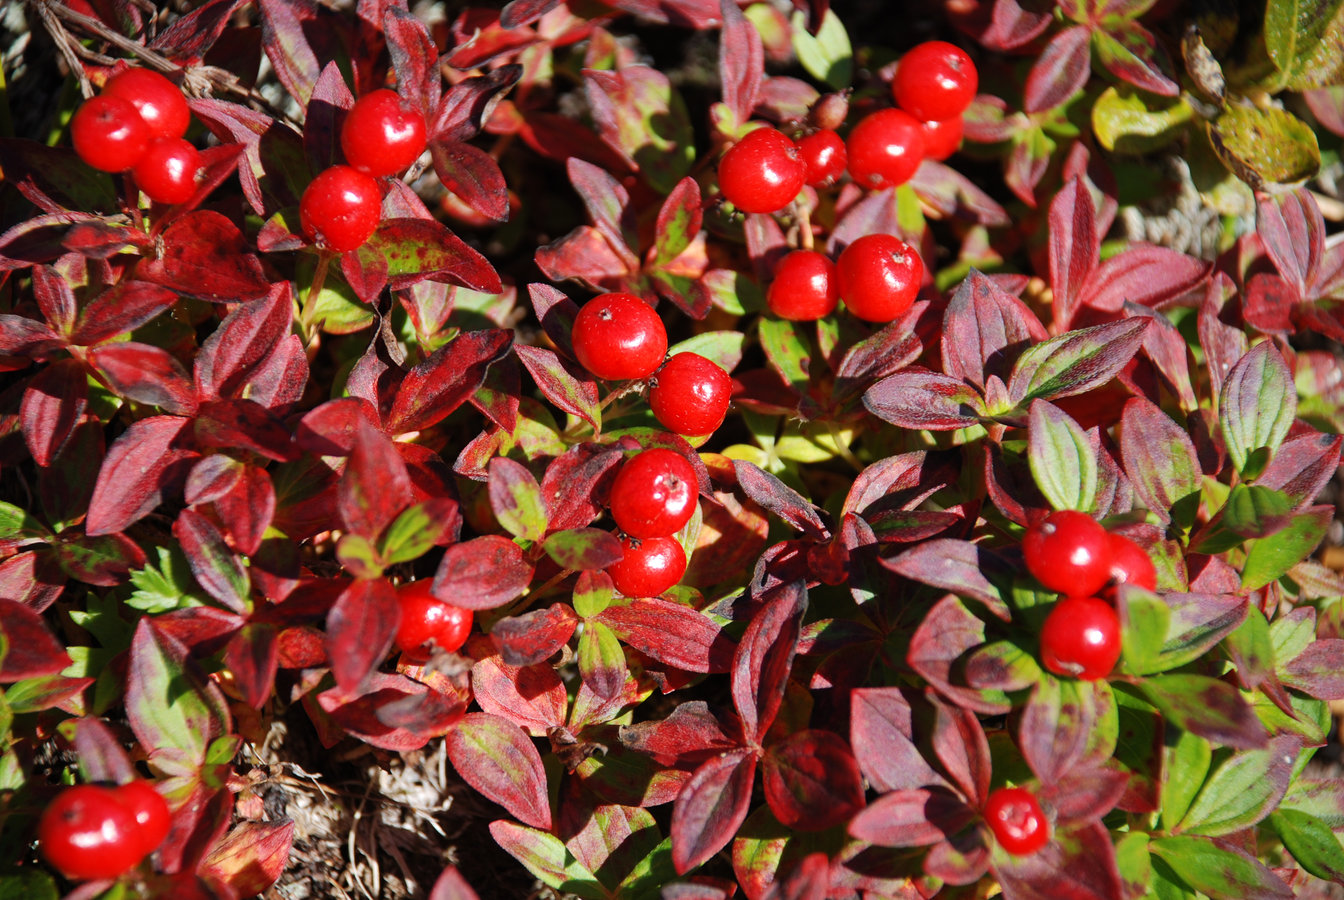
[393,579,473,659]
[766,232,924,323]
[1023,510,1157,682]
[70,68,200,205]
[38,779,171,881]
[299,89,427,253]
[604,447,698,597]
[571,292,733,437]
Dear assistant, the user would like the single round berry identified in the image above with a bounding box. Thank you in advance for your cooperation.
[38,784,144,880]
[845,108,925,191]
[836,233,923,322]
[718,127,807,214]
[341,89,427,177]
[609,447,698,539]
[1040,596,1122,681]
[892,41,978,123]
[71,94,151,173]
[920,116,964,162]
[767,249,839,321]
[649,353,733,436]
[395,580,473,655]
[113,779,171,860]
[133,138,201,205]
[1022,510,1112,597]
[607,534,687,597]
[299,165,383,252]
[984,787,1050,855]
[102,68,191,141]
[570,292,668,381]
[1106,533,1157,593]
[797,129,847,187]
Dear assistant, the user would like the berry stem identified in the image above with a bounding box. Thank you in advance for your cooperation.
[299,250,334,348]
[792,199,814,252]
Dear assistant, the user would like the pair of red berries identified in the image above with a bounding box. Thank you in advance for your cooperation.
[38,779,171,881]
[570,292,733,437]
[1023,510,1157,681]
[717,124,855,215]
[766,234,923,323]
[847,40,979,190]
[70,68,201,205]
[299,89,427,253]
[393,579,473,658]
[604,448,698,597]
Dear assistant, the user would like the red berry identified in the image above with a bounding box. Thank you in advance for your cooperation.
[1040,596,1121,681]
[395,580,472,655]
[1107,533,1157,592]
[984,787,1050,855]
[797,129,847,187]
[299,165,382,252]
[38,784,144,880]
[113,779,171,860]
[718,127,807,214]
[102,68,191,141]
[920,116,964,162]
[892,41,978,123]
[1022,510,1112,597]
[649,353,733,436]
[570,292,668,381]
[133,138,201,205]
[767,249,840,321]
[71,95,151,172]
[608,447,698,539]
[341,89,427,177]
[836,233,923,322]
[607,535,687,597]
[845,108,925,191]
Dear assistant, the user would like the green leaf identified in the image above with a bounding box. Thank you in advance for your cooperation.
[758,316,811,394]
[572,571,615,619]
[1207,105,1320,189]
[1269,808,1344,883]
[1120,588,1172,675]
[618,836,677,900]
[378,501,456,566]
[667,331,745,374]
[125,619,231,766]
[334,533,383,580]
[1241,506,1332,590]
[790,9,852,90]
[0,501,46,540]
[1149,834,1293,900]
[1222,606,1276,685]
[585,66,694,195]
[1269,611,1316,671]
[1178,739,1294,836]
[1220,341,1295,478]
[1192,484,1294,555]
[701,269,763,316]
[1115,832,1152,900]
[542,528,623,572]
[489,821,604,899]
[1162,729,1212,832]
[0,871,59,900]
[1092,86,1193,154]
[127,545,209,613]
[1265,0,1344,89]
[302,267,375,335]
[489,458,549,543]
[1028,400,1098,513]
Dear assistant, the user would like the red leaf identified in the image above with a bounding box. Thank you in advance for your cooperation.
[1048,177,1098,330]
[850,687,947,793]
[717,0,763,128]
[200,820,295,899]
[671,748,757,874]
[31,264,76,335]
[431,66,522,143]
[149,0,243,63]
[296,397,381,455]
[864,370,985,431]
[1260,432,1344,509]
[541,442,625,532]
[942,270,1047,391]
[208,464,276,556]
[0,551,65,612]
[87,416,198,536]
[21,358,87,466]
[446,712,553,829]
[194,282,293,402]
[385,329,513,434]
[432,535,534,610]
[762,729,864,832]
[223,623,279,709]
[516,344,601,430]
[136,209,270,301]
[907,595,1007,715]
[1019,679,1107,785]
[257,0,322,106]
[490,604,579,667]
[55,531,146,587]
[733,461,828,540]
[471,656,568,735]
[832,304,926,402]
[429,866,481,900]
[0,597,71,681]
[431,140,509,223]
[596,597,736,674]
[383,6,441,116]
[882,539,1012,621]
[565,157,640,270]
[90,342,197,415]
[1024,25,1092,114]
[1078,245,1211,313]
[847,787,975,848]
[991,820,1123,900]
[325,578,399,695]
[929,694,992,806]
[193,399,296,462]
[338,422,414,540]
[732,581,806,742]
[241,332,309,413]
[1243,273,1297,335]
[0,314,63,357]
[535,225,639,290]
[316,671,459,750]
[68,717,136,784]
[618,699,743,767]
[1095,23,1178,97]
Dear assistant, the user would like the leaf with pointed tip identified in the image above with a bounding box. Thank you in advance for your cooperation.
[883,540,1011,621]
[1150,834,1293,900]
[1220,342,1295,477]
[200,820,295,899]
[929,694,992,806]
[1268,808,1344,885]
[386,329,513,434]
[1019,677,1108,784]
[70,280,178,346]
[257,0,321,105]
[864,370,985,430]
[194,282,293,402]
[1242,505,1333,590]
[1179,734,1297,836]
[21,359,88,466]
[137,209,271,302]
[0,598,70,682]
[1047,176,1098,329]
[515,344,601,431]
[1139,674,1267,750]
[831,305,925,404]
[1119,397,1202,527]
[992,820,1123,900]
[489,605,578,667]
[585,67,694,195]
[577,619,627,701]
[356,219,502,295]
[1024,25,1092,114]
[338,423,414,540]
[86,416,198,536]
[848,786,976,848]
[758,316,811,396]
[652,177,703,269]
[942,271,1046,392]
[429,866,481,900]
[849,687,945,792]
[431,141,509,223]
[718,0,763,126]
[1028,400,1097,513]
[489,820,601,898]
[432,536,534,610]
[378,498,461,566]
[1259,432,1342,509]
[1009,319,1149,405]
[670,749,757,874]
[908,595,1008,715]
[1094,24,1179,96]
[125,619,231,766]
[732,460,827,540]
[471,657,568,736]
[325,578,398,695]
[174,509,249,614]
[596,597,735,674]
[487,458,548,542]
[447,713,552,830]
[732,581,806,741]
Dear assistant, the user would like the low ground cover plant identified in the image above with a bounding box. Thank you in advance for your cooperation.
[4,0,1344,897]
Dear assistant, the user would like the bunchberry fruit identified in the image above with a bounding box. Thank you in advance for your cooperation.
[114,779,171,860]
[845,108,925,190]
[1040,596,1122,681]
[299,165,383,252]
[1022,510,1112,597]
[718,126,807,214]
[892,41,978,123]
[133,138,201,205]
[836,233,923,322]
[38,784,144,880]
[984,786,1050,855]
[1106,532,1157,592]
[71,94,151,172]
[797,129,847,187]
[607,535,687,597]
[767,249,839,321]
[102,68,191,141]
[571,292,668,381]
[395,580,472,656]
[341,89,427,176]
[649,352,733,436]
[609,447,697,539]
[920,116,963,161]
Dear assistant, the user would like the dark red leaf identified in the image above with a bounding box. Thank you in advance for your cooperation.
[431,140,509,223]
[136,209,270,301]
[848,786,976,848]
[431,66,522,143]
[1119,397,1202,525]
[316,671,457,750]
[0,551,64,612]
[0,597,71,681]
[832,304,925,402]
[942,270,1047,391]
[194,282,293,402]
[223,623,279,709]
[21,358,87,466]
[241,332,309,414]
[1281,640,1344,700]
[0,314,63,358]
[718,0,763,127]
[850,687,947,793]
[1095,23,1178,97]
[619,700,744,767]
[566,157,640,269]
[1259,433,1342,509]
[908,594,1007,715]
[489,604,579,667]
[339,422,414,540]
[596,597,736,673]
[87,416,198,536]
[325,578,399,695]
[257,0,322,106]
[541,443,625,532]
[1024,26,1092,114]
[55,531,146,587]
[446,712,552,829]
[1039,763,1130,826]
[191,399,296,463]
[1243,273,1297,335]
[991,820,1123,900]
[864,369,985,430]
[174,508,250,613]
[1079,246,1211,313]
[882,539,1012,621]
[541,528,624,571]
[471,656,568,735]
[671,748,757,874]
[733,460,827,540]
[516,344,601,432]
[1257,190,1322,297]
[383,5,441,117]
[67,717,136,784]
[762,729,864,832]
[929,694,991,806]
[732,581,806,742]
[1048,177,1098,329]
[432,535,534,610]
[1019,679,1108,785]
[70,280,179,346]
[207,463,276,556]
[385,329,513,434]
[89,343,196,415]
[296,397,381,455]
[32,265,76,335]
